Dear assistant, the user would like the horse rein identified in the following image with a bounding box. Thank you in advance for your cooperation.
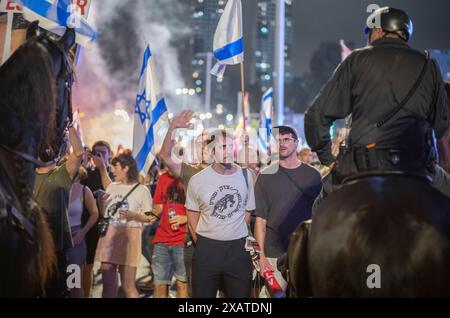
[0,33,75,241]
[0,143,60,168]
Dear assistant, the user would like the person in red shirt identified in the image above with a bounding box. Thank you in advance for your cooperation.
[152,168,188,298]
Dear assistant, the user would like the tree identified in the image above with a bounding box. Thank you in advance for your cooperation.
[287,41,342,114]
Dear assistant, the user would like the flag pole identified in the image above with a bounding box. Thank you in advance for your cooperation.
[2,11,14,64]
[240,62,246,131]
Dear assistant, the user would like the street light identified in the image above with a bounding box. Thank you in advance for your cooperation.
[177,88,197,108]
[195,52,213,113]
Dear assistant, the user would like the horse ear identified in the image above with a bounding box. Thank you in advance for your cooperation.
[59,27,76,52]
[26,21,40,39]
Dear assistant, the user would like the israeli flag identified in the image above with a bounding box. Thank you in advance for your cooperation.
[258,88,273,154]
[132,45,169,176]
[210,0,243,78]
[16,0,97,46]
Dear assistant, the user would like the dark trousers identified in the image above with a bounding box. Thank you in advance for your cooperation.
[192,235,252,298]
[184,240,195,297]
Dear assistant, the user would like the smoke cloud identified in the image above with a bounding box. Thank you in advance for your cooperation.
[73,0,200,151]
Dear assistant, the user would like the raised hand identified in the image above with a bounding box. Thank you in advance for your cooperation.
[170,110,195,129]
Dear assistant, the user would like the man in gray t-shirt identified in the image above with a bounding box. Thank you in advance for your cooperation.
[185,130,255,298]
[255,126,322,297]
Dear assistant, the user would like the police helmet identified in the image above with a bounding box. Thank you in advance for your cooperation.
[364,7,413,42]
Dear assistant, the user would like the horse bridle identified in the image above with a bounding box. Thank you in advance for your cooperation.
[0,34,74,168]
[0,34,74,240]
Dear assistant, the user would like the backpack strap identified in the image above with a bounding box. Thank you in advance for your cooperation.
[242,168,249,190]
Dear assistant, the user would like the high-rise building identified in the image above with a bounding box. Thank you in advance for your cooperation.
[190,0,231,116]
[252,0,293,93]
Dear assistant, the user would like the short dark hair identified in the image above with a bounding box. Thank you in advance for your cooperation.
[199,129,234,148]
[273,126,299,140]
[111,150,139,183]
[92,140,112,154]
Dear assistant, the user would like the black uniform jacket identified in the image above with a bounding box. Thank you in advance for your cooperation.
[305,38,449,167]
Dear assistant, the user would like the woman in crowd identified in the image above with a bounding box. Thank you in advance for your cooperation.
[66,167,99,298]
[95,151,153,298]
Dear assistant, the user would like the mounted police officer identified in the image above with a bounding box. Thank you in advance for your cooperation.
[305,6,450,202]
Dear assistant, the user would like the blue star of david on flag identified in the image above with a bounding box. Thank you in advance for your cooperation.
[135,89,151,124]
[132,45,169,176]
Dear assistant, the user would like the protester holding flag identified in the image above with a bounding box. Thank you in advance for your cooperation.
[95,150,153,298]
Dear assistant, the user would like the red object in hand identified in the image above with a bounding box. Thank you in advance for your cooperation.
[263,267,285,298]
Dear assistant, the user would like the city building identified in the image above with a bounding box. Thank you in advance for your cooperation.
[252,0,293,94]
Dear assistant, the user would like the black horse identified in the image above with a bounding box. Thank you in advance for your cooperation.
[0,22,75,297]
[286,170,450,298]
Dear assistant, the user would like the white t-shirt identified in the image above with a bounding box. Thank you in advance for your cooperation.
[105,182,152,228]
[185,165,256,241]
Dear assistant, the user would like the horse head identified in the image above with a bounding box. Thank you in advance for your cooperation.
[0,21,75,297]
[26,21,76,165]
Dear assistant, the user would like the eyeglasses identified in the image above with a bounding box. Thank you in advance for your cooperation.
[277,138,297,145]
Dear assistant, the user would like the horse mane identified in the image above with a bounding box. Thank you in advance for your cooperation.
[0,37,58,297]
[0,37,56,151]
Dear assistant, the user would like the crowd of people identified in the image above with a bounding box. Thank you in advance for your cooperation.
[32,108,326,299]
[3,4,449,298]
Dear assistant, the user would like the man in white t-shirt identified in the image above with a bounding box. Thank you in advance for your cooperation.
[185,129,255,298]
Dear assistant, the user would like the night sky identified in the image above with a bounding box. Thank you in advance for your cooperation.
[244,0,450,76]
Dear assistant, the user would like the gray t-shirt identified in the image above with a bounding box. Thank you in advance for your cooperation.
[185,165,256,241]
[255,163,322,258]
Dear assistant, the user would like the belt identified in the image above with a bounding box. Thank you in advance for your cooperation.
[353,146,430,172]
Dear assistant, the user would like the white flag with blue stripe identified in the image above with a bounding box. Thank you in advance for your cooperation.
[210,0,243,78]
[258,88,273,154]
[133,45,169,176]
[16,0,97,46]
